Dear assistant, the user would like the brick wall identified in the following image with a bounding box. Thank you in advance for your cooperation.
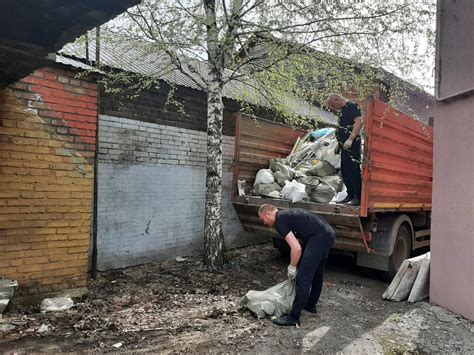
[100,85,237,136]
[0,66,97,295]
[97,114,244,270]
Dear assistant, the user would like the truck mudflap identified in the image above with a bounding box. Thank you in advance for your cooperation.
[232,196,371,253]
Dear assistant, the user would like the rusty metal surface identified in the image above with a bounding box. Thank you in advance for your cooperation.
[233,196,368,252]
[233,115,304,193]
[361,98,433,216]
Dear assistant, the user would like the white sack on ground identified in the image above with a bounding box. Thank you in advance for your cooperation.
[240,280,295,319]
[383,252,430,302]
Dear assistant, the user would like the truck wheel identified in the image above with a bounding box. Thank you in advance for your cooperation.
[387,224,411,278]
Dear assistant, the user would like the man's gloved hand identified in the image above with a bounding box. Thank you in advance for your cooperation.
[287,265,297,280]
[343,138,353,150]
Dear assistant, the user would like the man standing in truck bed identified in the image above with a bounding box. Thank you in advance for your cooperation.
[258,204,335,326]
[327,93,363,206]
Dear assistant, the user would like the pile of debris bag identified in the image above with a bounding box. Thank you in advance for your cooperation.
[251,128,346,203]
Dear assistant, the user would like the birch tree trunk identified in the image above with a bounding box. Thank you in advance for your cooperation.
[203,0,225,267]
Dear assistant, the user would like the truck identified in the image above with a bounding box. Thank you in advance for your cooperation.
[232,97,433,278]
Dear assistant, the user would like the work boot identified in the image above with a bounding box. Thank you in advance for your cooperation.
[336,195,353,204]
[303,305,317,314]
[346,197,360,206]
[272,315,300,326]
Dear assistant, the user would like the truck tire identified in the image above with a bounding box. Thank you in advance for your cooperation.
[387,224,412,278]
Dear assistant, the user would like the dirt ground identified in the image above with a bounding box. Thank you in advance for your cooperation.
[1,243,473,354]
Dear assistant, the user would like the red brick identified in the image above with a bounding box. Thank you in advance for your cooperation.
[67,121,96,131]
[46,103,76,114]
[74,107,96,117]
[22,77,64,90]
[32,70,45,78]
[69,128,95,137]
[44,72,57,81]
[64,113,97,123]
[64,84,86,95]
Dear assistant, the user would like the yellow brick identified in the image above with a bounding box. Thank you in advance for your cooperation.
[67,231,91,238]
[10,258,24,266]
[0,182,34,191]
[0,160,22,168]
[7,198,37,206]
[23,256,50,265]
[1,167,52,177]
[21,161,50,169]
[6,227,57,236]
[0,127,50,139]
[69,220,91,227]
[44,239,88,249]
[0,260,11,268]
[19,206,47,214]
[47,221,70,228]
[0,266,18,276]
[37,213,64,220]
[17,235,47,243]
[0,207,20,214]
[67,246,89,254]
[19,264,44,273]
[71,192,92,199]
[48,253,80,262]
[36,155,65,163]
[46,205,91,213]
[8,151,37,161]
[16,121,48,131]
[47,163,75,171]
[20,191,48,198]
[0,191,20,199]
[1,119,16,128]
[3,249,43,258]
[3,243,31,252]
[45,191,72,199]
[54,228,85,235]
[36,140,66,148]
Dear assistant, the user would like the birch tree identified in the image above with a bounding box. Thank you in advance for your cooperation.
[93,0,435,268]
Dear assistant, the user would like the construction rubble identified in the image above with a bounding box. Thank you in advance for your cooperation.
[249,128,347,203]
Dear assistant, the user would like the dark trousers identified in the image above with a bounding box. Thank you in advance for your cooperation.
[341,139,361,199]
[290,233,335,319]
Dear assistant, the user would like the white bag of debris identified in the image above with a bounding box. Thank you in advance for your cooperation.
[282,180,309,203]
[254,169,274,187]
[383,252,430,302]
[240,280,296,319]
[41,296,74,313]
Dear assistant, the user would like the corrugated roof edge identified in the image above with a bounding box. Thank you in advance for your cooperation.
[56,48,337,125]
